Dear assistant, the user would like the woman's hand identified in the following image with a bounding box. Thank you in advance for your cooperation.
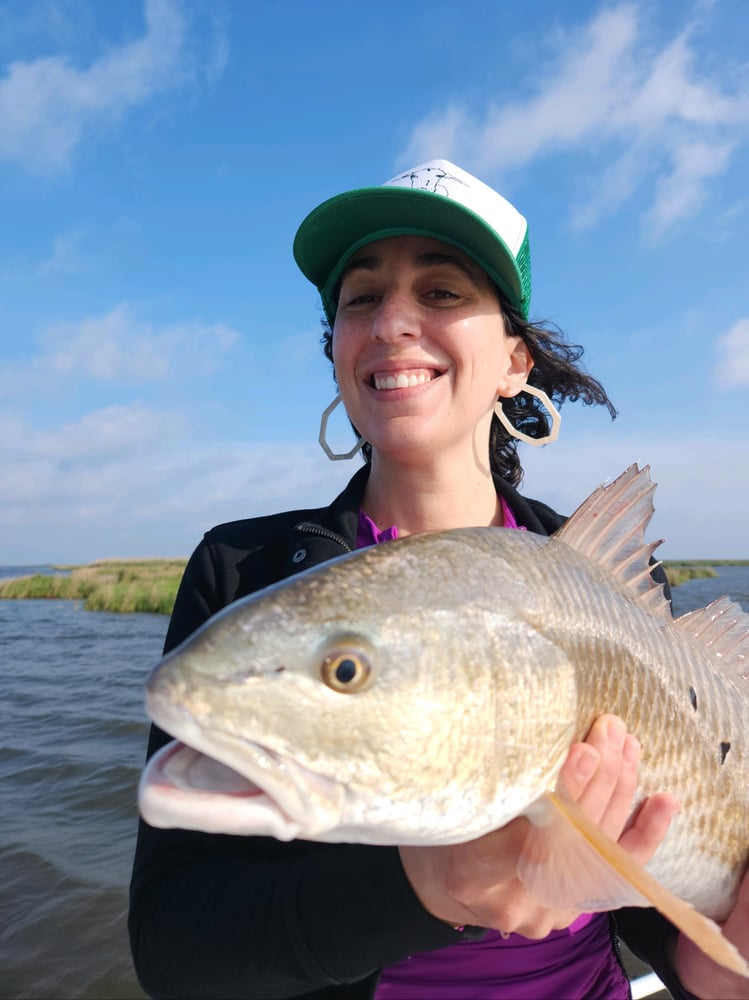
[673,871,749,999]
[398,714,680,939]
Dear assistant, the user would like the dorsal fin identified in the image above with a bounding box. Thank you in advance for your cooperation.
[555,464,671,622]
[675,596,749,679]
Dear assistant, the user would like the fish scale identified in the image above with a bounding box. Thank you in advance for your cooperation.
[537,537,748,880]
[531,530,749,917]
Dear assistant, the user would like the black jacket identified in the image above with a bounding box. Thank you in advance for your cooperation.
[129,465,691,1000]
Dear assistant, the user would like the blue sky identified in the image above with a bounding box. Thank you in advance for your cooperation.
[1,0,747,563]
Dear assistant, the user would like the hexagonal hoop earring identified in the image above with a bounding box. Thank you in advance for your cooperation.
[494,384,561,446]
[319,395,366,461]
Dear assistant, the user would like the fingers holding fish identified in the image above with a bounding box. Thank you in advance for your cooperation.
[562,715,636,836]
[560,715,679,861]
[617,792,681,866]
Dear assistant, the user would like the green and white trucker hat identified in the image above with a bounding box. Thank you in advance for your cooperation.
[293,158,531,322]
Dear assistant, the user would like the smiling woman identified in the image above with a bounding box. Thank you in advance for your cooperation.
[128,159,749,1000]
[329,235,533,493]
[310,161,616,486]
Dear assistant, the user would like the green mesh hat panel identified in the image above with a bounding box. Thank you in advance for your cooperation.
[514,229,531,312]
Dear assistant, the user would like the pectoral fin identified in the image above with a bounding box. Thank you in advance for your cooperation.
[519,791,749,978]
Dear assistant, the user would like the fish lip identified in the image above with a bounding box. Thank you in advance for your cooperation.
[143,694,344,829]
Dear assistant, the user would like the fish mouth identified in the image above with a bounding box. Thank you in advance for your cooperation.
[138,699,346,840]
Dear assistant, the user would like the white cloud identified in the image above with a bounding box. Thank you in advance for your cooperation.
[645,139,735,237]
[714,318,749,388]
[0,304,241,399]
[402,5,640,171]
[1,403,177,511]
[400,4,749,234]
[0,0,185,172]
[31,402,186,463]
[0,404,357,562]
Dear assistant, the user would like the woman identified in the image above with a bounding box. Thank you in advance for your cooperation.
[129,160,749,999]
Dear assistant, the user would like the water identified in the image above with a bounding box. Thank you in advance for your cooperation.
[1,565,748,999]
[669,564,749,617]
[1,593,166,999]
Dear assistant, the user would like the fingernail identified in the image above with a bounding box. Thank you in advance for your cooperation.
[623,734,640,766]
[606,716,626,751]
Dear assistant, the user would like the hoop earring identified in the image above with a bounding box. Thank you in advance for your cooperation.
[494,384,561,446]
[319,395,365,461]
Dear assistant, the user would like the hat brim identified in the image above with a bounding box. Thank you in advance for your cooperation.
[293,186,527,322]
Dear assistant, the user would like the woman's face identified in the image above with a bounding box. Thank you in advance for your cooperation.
[331,235,532,466]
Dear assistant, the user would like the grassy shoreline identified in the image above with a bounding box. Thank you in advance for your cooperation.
[663,559,749,586]
[0,559,187,615]
[1,558,746,616]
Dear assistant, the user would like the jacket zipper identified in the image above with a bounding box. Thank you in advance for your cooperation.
[294,522,354,553]
[609,913,634,999]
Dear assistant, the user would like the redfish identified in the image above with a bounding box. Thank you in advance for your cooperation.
[139,465,749,975]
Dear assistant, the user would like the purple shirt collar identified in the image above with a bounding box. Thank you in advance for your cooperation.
[356,496,525,549]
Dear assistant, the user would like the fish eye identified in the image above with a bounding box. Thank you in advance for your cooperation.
[321,648,372,694]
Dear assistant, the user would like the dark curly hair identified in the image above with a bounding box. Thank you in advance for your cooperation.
[320,289,616,487]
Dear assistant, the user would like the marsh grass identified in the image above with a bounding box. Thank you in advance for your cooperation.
[664,561,719,588]
[1,556,747,615]
[0,559,187,615]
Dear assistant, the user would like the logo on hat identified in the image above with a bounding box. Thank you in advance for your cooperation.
[389,165,469,198]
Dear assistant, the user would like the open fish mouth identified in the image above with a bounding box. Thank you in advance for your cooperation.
[147,739,282,798]
[138,701,346,840]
